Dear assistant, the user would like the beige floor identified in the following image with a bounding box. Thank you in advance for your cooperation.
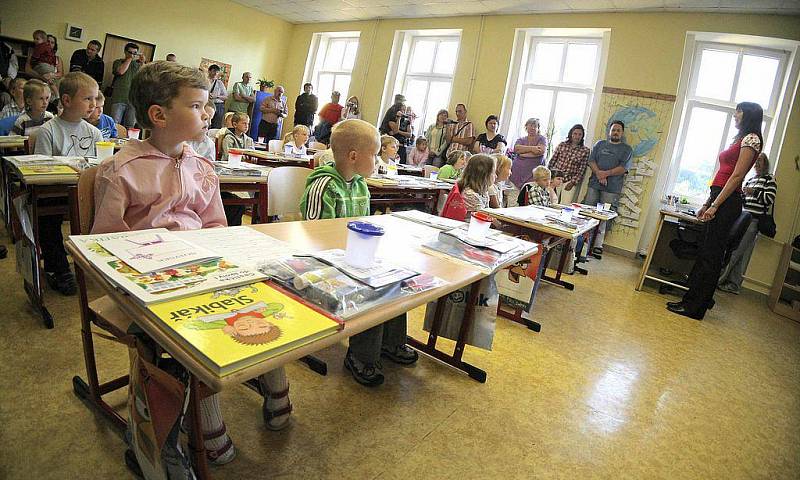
[0,238,798,480]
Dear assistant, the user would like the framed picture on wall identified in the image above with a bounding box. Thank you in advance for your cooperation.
[200,58,232,88]
[100,34,157,91]
[65,24,85,42]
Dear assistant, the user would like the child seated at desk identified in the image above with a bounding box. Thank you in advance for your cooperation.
[86,91,119,139]
[519,165,558,207]
[92,61,290,465]
[437,150,468,181]
[408,136,429,166]
[12,79,53,136]
[34,71,103,295]
[489,153,511,208]
[282,124,309,155]
[300,119,418,386]
[220,112,254,161]
[458,153,497,220]
[374,134,399,176]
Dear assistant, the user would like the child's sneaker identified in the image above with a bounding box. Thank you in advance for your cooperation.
[380,344,419,365]
[344,349,384,387]
[46,271,77,296]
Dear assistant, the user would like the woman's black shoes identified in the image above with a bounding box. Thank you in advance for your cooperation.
[666,302,705,320]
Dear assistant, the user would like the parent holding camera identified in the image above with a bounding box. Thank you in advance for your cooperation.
[379,94,412,163]
[110,42,145,128]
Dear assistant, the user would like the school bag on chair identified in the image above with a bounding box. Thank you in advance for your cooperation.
[440,183,467,221]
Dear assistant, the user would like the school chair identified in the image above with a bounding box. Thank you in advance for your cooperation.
[68,166,131,429]
[268,139,283,153]
[115,123,128,139]
[266,166,313,222]
[310,141,327,151]
[0,114,17,135]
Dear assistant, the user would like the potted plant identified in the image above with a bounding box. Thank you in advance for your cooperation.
[257,78,274,92]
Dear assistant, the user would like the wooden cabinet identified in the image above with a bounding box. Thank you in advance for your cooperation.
[768,242,800,322]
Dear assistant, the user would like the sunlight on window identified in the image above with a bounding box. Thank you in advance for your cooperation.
[674,108,728,199]
[563,43,598,85]
[306,34,360,108]
[317,73,335,103]
[324,40,346,71]
[410,40,436,74]
[342,41,358,71]
[528,43,564,83]
[433,41,459,75]
[735,55,779,108]
[553,91,588,142]
[695,49,737,101]
[520,88,553,136]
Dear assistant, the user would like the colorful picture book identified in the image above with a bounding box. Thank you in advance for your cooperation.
[70,229,266,305]
[16,165,77,176]
[147,282,343,376]
[97,230,219,274]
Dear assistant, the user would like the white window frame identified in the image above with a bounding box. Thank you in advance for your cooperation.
[640,32,800,254]
[302,31,360,106]
[500,28,611,149]
[379,29,462,132]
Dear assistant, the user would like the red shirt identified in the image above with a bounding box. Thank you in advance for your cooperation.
[318,103,343,125]
[712,133,760,189]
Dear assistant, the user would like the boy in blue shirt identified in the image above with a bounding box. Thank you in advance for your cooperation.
[301,119,419,386]
[86,91,118,139]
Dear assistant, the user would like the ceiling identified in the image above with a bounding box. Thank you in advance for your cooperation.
[234,0,800,24]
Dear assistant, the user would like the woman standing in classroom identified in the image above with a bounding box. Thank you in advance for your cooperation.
[667,101,763,320]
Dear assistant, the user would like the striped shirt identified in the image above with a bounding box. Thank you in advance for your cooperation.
[12,111,54,136]
[742,174,777,216]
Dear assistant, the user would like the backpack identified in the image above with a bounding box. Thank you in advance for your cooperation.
[441,183,467,222]
[517,184,533,206]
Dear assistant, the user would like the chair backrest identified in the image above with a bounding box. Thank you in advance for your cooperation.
[268,139,283,153]
[0,114,18,135]
[76,166,98,234]
[423,165,439,178]
[310,142,327,151]
[115,123,128,139]
[26,130,38,154]
[267,166,313,217]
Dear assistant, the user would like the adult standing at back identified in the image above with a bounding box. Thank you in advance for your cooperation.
[228,72,255,114]
[294,82,317,128]
[424,109,451,167]
[548,124,591,203]
[110,42,144,128]
[507,118,547,207]
[207,64,228,128]
[667,102,763,320]
[445,103,474,156]
[69,40,104,85]
[583,120,633,257]
[474,114,506,154]
[380,95,412,163]
[258,85,287,142]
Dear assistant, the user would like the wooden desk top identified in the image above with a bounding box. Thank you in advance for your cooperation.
[366,176,452,191]
[483,206,599,239]
[67,215,527,391]
[660,207,701,224]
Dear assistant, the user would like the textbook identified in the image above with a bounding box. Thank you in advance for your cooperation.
[17,164,77,176]
[70,229,266,305]
[147,281,343,376]
[98,230,219,274]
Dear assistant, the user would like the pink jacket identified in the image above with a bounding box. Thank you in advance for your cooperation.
[92,140,227,234]
[408,146,429,166]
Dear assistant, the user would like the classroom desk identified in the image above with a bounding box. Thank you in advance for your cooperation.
[397,164,424,177]
[242,149,314,168]
[562,203,619,273]
[217,173,270,224]
[66,216,535,479]
[2,158,78,328]
[0,135,28,152]
[636,208,702,293]
[483,206,598,291]
[366,177,452,214]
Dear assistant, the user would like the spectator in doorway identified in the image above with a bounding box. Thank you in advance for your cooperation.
[69,39,104,85]
[110,42,144,128]
[294,82,317,128]
[207,64,228,128]
[228,72,255,114]
[258,84,287,142]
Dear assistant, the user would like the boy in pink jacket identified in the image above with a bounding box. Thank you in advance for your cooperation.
[92,61,291,466]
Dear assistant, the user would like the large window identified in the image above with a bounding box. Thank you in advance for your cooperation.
[669,43,788,201]
[304,32,360,107]
[502,32,606,152]
[381,31,461,135]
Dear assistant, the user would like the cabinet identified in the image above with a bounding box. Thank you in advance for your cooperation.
[768,242,800,322]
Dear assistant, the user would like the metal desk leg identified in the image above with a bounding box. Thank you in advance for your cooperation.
[27,185,54,328]
[406,281,487,383]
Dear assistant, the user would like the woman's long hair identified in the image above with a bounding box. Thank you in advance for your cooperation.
[735,101,763,151]
[564,124,585,146]
[458,154,495,195]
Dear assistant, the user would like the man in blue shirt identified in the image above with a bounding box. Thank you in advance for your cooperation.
[583,120,633,257]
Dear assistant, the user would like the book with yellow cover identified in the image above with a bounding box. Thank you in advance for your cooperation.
[17,165,77,176]
[147,282,343,376]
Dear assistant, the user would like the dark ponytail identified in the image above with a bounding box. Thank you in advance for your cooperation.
[735,101,763,151]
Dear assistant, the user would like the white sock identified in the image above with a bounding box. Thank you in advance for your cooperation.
[259,367,290,426]
[199,393,233,459]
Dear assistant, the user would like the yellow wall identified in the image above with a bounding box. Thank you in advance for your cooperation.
[1,0,293,90]
[281,12,800,291]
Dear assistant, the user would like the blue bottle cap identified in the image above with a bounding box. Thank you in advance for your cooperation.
[347,221,385,237]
